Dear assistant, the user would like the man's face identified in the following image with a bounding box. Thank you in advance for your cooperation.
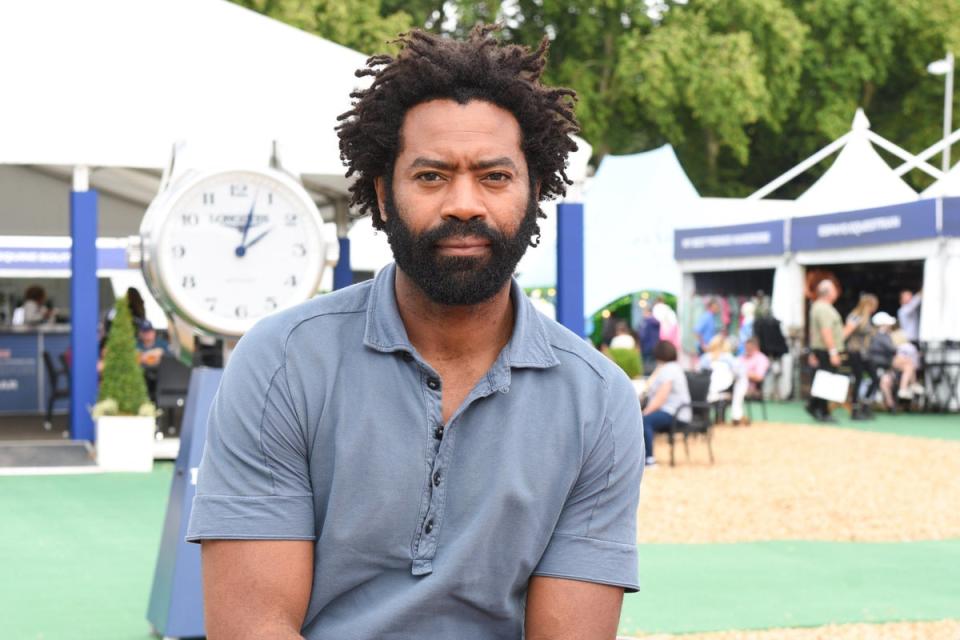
[376,99,538,306]
[900,290,912,306]
[140,329,156,347]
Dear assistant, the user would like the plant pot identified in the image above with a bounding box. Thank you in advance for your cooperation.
[95,415,156,472]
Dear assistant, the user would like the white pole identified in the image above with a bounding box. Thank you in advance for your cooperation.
[944,51,954,173]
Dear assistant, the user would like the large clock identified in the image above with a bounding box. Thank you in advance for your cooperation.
[140,168,326,337]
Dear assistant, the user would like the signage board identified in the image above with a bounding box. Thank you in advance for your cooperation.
[791,200,937,251]
[0,245,127,272]
[944,197,960,237]
[674,220,785,260]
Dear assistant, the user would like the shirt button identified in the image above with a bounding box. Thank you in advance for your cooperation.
[433,471,441,486]
[434,425,444,440]
[424,519,434,534]
[426,377,441,391]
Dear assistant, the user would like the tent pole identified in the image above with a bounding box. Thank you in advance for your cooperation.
[556,202,585,337]
[748,133,851,200]
[333,198,352,290]
[69,166,98,442]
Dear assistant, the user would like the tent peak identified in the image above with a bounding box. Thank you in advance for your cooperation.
[852,108,871,132]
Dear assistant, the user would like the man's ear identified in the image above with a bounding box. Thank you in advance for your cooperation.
[374,176,388,222]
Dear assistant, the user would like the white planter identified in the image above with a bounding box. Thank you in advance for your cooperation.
[96,415,156,472]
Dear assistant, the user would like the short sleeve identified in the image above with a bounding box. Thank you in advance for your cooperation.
[532,372,643,591]
[186,322,315,543]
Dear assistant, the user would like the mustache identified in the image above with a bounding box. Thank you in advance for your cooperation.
[416,218,504,247]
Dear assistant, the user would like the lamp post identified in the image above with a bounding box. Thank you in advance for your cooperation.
[928,51,954,173]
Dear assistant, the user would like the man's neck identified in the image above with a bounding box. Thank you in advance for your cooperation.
[393,268,515,365]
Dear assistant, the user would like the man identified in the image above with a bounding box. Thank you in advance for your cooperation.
[806,280,844,422]
[694,298,720,354]
[186,26,643,640]
[897,289,922,345]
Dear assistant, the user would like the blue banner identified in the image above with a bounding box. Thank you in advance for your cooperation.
[0,245,127,272]
[944,197,960,237]
[792,200,937,251]
[674,220,785,260]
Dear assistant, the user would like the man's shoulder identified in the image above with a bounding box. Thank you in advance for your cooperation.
[537,314,630,391]
[235,281,373,359]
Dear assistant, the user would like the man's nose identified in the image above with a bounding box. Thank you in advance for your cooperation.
[440,175,486,222]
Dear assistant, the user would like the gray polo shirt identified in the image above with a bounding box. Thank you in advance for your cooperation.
[187,263,643,639]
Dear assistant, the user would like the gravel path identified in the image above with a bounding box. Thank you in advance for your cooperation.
[638,422,960,543]
[621,619,960,639]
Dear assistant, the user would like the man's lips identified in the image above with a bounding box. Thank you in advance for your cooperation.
[435,237,491,255]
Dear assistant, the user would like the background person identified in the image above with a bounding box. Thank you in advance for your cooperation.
[642,340,691,467]
[734,337,770,424]
[16,285,55,325]
[866,312,897,412]
[897,289,922,346]
[844,294,879,420]
[694,298,720,355]
[806,280,844,423]
[639,306,661,374]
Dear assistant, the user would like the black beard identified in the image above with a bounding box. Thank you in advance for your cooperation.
[383,191,540,306]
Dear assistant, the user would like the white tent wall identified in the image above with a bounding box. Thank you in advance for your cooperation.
[583,145,700,315]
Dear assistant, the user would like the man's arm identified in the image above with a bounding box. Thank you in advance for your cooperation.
[525,576,623,640]
[202,540,313,640]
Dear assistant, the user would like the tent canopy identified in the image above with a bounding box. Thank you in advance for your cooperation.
[0,0,368,197]
[795,110,917,215]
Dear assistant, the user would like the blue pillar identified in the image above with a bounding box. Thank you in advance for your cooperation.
[333,237,352,290]
[70,189,99,441]
[556,202,585,337]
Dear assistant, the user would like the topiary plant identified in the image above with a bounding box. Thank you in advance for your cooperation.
[92,296,155,418]
[608,347,643,380]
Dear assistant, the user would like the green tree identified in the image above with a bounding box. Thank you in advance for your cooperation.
[232,0,413,54]
[98,298,150,416]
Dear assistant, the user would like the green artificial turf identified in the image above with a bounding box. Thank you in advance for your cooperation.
[762,401,960,441]
[619,540,960,636]
[0,464,173,640]
[2,464,959,639]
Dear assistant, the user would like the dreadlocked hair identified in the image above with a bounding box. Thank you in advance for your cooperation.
[336,24,579,230]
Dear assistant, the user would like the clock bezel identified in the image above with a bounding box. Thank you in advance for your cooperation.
[140,167,327,338]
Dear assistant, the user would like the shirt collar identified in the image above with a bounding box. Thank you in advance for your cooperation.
[363,263,559,370]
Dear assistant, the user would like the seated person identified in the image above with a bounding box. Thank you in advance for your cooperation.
[881,330,921,408]
[867,312,897,411]
[137,320,171,367]
[641,340,691,467]
[739,337,770,396]
[701,335,757,424]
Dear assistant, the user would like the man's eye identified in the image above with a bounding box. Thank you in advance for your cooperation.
[484,172,511,182]
[416,172,444,182]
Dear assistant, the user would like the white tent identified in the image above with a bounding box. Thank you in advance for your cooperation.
[795,110,918,215]
[517,145,700,314]
[0,0,368,199]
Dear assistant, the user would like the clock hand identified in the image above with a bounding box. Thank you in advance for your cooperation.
[243,227,273,251]
[238,192,259,246]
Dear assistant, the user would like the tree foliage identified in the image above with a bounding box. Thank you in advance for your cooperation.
[234,0,960,196]
[98,297,150,416]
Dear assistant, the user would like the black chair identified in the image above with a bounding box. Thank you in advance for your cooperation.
[154,355,192,435]
[666,370,715,467]
[42,351,70,431]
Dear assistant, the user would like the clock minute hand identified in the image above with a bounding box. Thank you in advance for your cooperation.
[243,227,273,251]
[239,192,259,246]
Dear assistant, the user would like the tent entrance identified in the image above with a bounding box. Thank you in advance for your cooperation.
[803,260,924,319]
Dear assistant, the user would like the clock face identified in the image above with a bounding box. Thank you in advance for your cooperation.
[145,169,325,336]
